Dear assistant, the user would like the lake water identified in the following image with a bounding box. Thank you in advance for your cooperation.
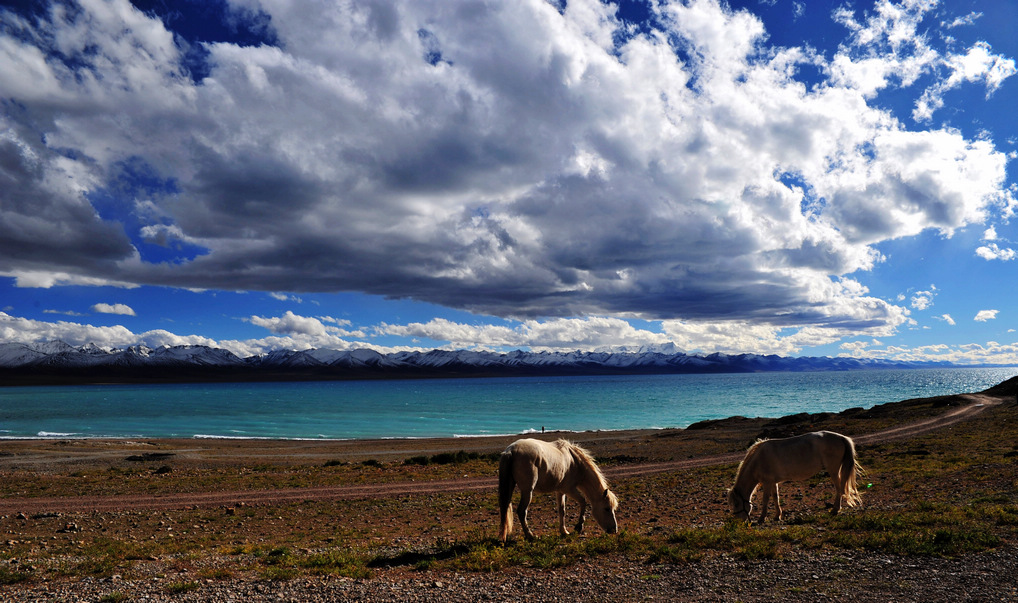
[0,367,1014,440]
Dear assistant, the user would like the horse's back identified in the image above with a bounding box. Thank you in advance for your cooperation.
[768,430,850,451]
[753,431,850,481]
[504,438,573,491]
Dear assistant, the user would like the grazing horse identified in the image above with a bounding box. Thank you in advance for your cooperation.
[498,438,619,542]
[728,430,863,524]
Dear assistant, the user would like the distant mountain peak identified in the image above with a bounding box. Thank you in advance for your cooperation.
[0,340,967,385]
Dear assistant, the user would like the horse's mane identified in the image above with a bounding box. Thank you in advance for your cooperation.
[734,438,768,479]
[559,440,617,507]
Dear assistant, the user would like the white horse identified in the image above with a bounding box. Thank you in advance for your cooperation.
[728,430,863,524]
[498,438,619,542]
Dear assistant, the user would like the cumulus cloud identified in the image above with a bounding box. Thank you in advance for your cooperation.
[0,0,1012,340]
[840,339,1018,366]
[0,311,214,349]
[247,311,328,337]
[0,310,372,357]
[938,314,956,326]
[378,316,672,352]
[91,303,137,316]
[976,225,1017,260]
[3,307,1017,364]
[974,310,999,322]
[244,312,354,336]
[976,243,1017,261]
[910,286,936,311]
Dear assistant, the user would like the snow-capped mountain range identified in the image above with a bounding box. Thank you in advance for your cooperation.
[0,340,965,385]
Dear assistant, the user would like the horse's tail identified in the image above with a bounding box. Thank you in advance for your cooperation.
[498,450,516,543]
[840,436,864,508]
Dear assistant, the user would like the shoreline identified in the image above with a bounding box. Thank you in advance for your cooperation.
[0,425,658,442]
[2,384,1010,471]
[4,375,1016,467]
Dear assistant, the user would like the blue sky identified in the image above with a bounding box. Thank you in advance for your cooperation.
[1,0,1017,363]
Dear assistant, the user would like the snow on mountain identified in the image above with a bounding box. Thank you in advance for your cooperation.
[147,345,244,366]
[0,340,963,383]
[0,341,243,370]
[0,342,54,367]
[252,349,327,368]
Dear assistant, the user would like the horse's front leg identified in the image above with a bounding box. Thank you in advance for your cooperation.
[572,492,587,535]
[557,493,570,536]
[517,488,537,540]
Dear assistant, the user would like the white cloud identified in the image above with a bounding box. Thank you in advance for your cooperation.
[247,311,328,337]
[974,310,998,322]
[3,270,140,289]
[3,305,1018,364]
[829,1,1014,122]
[0,311,212,349]
[44,309,85,317]
[910,286,936,311]
[91,303,136,316]
[976,243,1016,261]
[944,12,982,29]
[839,339,1018,366]
[0,0,1012,343]
[914,41,1017,122]
[937,314,956,326]
[378,316,672,352]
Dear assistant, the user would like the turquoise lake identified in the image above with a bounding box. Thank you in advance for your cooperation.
[0,367,1014,440]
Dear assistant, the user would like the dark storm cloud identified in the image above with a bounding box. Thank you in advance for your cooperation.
[0,0,1012,332]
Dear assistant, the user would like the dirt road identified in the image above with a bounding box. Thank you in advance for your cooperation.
[0,393,1001,515]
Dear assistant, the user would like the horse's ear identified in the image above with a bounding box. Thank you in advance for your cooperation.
[603,488,609,498]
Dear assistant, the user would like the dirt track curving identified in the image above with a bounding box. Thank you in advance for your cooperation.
[0,393,1001,515]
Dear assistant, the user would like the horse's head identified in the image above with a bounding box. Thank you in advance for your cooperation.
[728,488,752,521]
[592,488,619,534]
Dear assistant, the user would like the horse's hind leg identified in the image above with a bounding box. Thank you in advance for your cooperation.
[517,488,537,540]
[557,493,570,536]
[772,483,783,522]
[824,458,845,515]
[829,474,844,515]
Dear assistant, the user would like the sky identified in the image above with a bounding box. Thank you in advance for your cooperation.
[1,0,1017,364]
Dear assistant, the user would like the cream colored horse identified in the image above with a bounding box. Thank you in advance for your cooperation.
[498,438,619,542]
[728,430,863,524]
